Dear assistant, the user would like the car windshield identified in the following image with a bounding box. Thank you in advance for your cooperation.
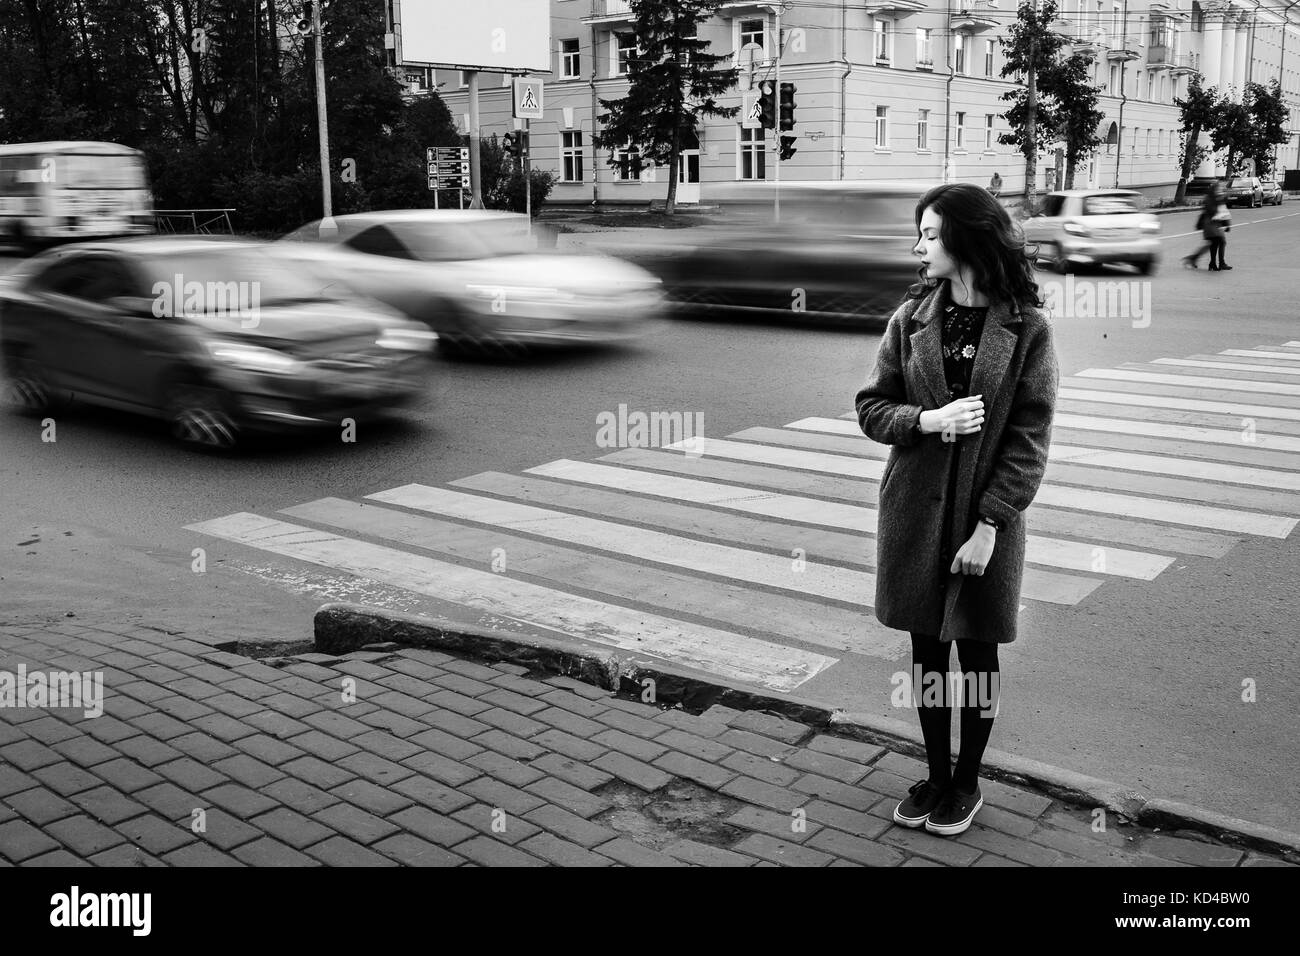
[143,250,350,316]
[391,218,536,261]
[1081,194,1140,215]
[1226,179,1253,188]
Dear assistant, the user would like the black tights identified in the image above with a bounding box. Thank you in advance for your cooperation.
[1208,237,1227,269]
[910,632,1000,793]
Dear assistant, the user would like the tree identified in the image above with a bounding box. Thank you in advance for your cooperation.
[1210,99,1255,179]
[1173,76,1220,204]
[999,0,1068,211]
[1041,51,1104,189]
[594,0,739,215]
[1243,79,1289,179]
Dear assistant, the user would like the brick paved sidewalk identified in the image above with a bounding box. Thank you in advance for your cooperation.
[0,620,1292,867]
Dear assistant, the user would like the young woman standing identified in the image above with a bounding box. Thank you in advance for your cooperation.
[854,183,1060,836]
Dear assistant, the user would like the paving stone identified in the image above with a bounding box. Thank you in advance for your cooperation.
[389,806,477,848]
[154,758,228,793]
[652,709,730,738]
[541,675,613,700]
[856,769,915,800]
[463,777,547,815]
[529,753,615,791]
[440,658,510,682]
[261,778,342,816]
[302,711,374,740]
[375,672,439,698]
[236,734,308,767]
[450,803,542,845]
[386,658,449,681]
[721,750,801,787]
[357,710,428,738]
[281,756,355,791]
[390,775,474,815]
[593,707,667,738]
[211,755,285,790]
[315,802,401,845]
[960,826,1064,866]
[470,729,546,762]
[530,728,606,763]
[3,787,79,826]
[153,695,217,722]
[285,730,361,762]
[733,832,833,867]
[718,728,797,760]
[84,758,164,794]
[594,837,688,867]
[337,751,417,787]
[329,661,394,682]
[0,819,61,862]
[807,828,907,866]
[88,844,165,867]
[190,713,258,743]
[373,833,465,867]
[489,662,531,677]
[46,814,127,855]
[524,804,620,849]
[467,751,546,789]
[879,825,982,867]
[31,762,108,797]
[1242,852,1298,867]
[419,708,492,739]
[400,752,481,789]
[129,712,196,741]
[538,688,610,717]
[653,750,737,790]
[653,728,732,763]
[782,748,870,784]
[808,735,886,764]
[1140,833,1244,867]
[0,766,37,798]
[259,694,319,721]
[1,739,63,772]
[901,856,944,867]
[591,751,672,792]
[134,782,203,821]
[201,783,279,820]
[977,777,1054,819]
[727,805,820,843]
[791,772,882,812]
[517,831,620,867]
[427,689,493,717]
[23,849,93,867]
[248,808,334,850]
[409,727,485,762]
[726,711,812,745]
[117,814,196,855]
[805,799,893,840]
[663,838,757,867]
[470,707,549,739]
[593,728,669,763]
[533,706,605,738]
[432,672,498,698]
[231,836,321,866]
[454,835,548,867]
[169,731,238,763]
[306,835,399,866]
[720,775,809,813]
[19,716,81,745]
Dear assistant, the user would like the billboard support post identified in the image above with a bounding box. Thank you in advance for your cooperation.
[467,70,483,209]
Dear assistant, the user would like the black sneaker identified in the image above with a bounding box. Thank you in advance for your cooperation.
[893,779,946,828]
[925,784,983,836]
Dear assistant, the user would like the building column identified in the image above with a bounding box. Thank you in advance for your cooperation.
[1195,15,1227,176]
[1221,17,1237,95]
[1232,19,1249,98]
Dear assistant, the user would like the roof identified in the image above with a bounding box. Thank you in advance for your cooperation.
[41,236,264,257]
[0,141,143,156]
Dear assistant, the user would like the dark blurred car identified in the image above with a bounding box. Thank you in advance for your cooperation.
[1260,180,1284,205]
[0,237,435,450]
[1224,176,1263,208]
[279,210,665,355]
[619,181,925,327]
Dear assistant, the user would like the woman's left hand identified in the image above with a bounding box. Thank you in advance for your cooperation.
[950,524,996,575]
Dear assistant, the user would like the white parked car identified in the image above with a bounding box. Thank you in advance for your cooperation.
[1021,189,1161,275]
[280,210,666,356]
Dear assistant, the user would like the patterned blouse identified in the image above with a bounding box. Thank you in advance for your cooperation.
[941,303,988,398]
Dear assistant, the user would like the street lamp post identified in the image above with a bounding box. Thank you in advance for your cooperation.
[310,1,333,226]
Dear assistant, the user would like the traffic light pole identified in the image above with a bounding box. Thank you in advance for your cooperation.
[773,3,782,224]
[468,71,484,209]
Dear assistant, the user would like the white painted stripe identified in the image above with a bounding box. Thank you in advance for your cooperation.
[664,437,1295,536]
[527,459,1172,580]
[1050,444,1300,491]
[1219,350,1300,362]
[186,513,834,692]
[1152,358,1300,377]
[1058,389,1300,422]
[1052,413,1300,453]
[1078,368,1300,396]
[367,483,868,605]
[788,417,865,436]
[1287,342,1300,347]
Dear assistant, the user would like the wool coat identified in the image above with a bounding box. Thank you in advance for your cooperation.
[854,281,1060,644]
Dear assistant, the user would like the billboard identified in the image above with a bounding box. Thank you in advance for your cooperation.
[396,0,551,73]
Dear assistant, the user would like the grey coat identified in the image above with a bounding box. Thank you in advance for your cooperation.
[854,282,1060,643]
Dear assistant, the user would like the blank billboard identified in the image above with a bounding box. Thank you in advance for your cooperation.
[396,0,551,73]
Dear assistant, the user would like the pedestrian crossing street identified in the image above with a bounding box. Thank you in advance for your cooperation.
[187,340,1300,694]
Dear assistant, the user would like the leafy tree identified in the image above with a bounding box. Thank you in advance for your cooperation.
[1210,99,1255,179]
[594,0,739,215]
[1041,51,1104,190]
[998,0,1068,210]
[1243,80,1289,179]
[1173,76,1220,204]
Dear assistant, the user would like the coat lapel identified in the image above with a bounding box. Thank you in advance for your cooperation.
[906,283,1024,410]
[967,299,1023,405]
[906,285,952,409]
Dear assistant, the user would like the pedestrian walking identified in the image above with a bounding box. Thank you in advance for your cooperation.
[987,171,1002,198]
[1184,182,1232,270]
[854,182,1059,837]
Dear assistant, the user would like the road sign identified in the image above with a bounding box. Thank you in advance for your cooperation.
[427,147,470,189]
[742,92,762,129]
[513,78,544,120]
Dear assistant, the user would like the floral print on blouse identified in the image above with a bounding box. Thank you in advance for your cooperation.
[941,303,988,399]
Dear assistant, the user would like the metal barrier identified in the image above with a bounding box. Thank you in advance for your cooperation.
[153,209,236,235]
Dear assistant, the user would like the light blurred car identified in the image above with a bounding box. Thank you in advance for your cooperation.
[1224,176,1263,208]
[0,237,435,450]
[1022,189,1161,274]
[279,210,665,355]
[1260,180,1284,205]
[616,181,925,327]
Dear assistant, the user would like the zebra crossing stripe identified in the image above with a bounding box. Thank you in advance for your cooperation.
[185,512,835,692]
[1052,413,1300,453]
[365,484,869,606]
[1078,368,1300,397]
[1058,388,1300,422]
[1154,358,1300,376]
[1220,350,1300,362]
[523,459,1171,580]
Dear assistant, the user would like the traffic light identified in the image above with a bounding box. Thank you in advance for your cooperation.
[502,132,517,158]
[778,82,797,132]
[779,134,797,162]
[758,82,775,130]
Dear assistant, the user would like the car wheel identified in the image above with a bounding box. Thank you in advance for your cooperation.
[1137,259,1157,276]
[2,352,57,414]
[165,381,240,451]
[1043,243,1074,274]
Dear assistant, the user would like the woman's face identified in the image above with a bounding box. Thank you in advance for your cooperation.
[913,207,960,282]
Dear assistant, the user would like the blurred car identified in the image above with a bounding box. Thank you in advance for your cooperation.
[0,237,435,450]
[1260,180,1284,205]
[616,181,925,327]
[279,210,665,355]
[1022,189,1161,274]
[1224,176,1263,208]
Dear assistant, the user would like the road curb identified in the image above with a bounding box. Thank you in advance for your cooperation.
[314,602,1300,862]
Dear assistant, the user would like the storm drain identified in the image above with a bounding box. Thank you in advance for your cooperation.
[593,779,748,850]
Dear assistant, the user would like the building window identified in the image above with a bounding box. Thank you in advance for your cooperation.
[984,39,995,77]
[954,33,969,75]
[876,106,890,148]
[916,27,933,68]
[955,111,966,150]
[614,32,636,76]
[874,18,892,62]
[985,114,995,150]
[614,141,642,181]
[458,71,468,88]
[561,38,580,78]
[740,126,766,180]
[740,17,766,56]
[917,108,929,150]
[562,131,584,182]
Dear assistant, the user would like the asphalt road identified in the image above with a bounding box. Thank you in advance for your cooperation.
[2,205,1298,832]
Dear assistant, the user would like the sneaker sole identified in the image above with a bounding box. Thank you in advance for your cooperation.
[892,805,931,828]
[925,796,983,836]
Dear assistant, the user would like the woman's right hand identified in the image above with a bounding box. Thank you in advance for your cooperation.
[920,396,985,437]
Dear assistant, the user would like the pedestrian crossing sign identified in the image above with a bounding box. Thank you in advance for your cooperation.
[742,92,762,129]
[513,78,544,120]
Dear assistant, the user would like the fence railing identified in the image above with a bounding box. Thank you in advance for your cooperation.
[153,209,236,235]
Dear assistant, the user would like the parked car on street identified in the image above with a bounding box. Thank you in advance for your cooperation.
[278,210,665,356]
[0,237,435,450]
[1021,189,1162,274]
[1224,176,1264,208]
[1260,180,1284,205]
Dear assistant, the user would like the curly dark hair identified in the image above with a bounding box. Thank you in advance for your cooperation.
[907,182,1043,310]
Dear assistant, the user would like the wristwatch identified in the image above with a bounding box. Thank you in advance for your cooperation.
[979,514,1003,532]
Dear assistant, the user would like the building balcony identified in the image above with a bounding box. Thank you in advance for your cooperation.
[950,13,998,33]
[1147,44,1170,67]
[1107,45,1142,62]
[863,1,930,18]
[584,0,633,24]
[1169,52,1200,75]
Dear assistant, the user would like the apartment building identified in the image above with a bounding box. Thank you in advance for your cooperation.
[386,1,1300,204]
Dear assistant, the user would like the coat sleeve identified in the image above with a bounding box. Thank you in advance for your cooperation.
[978,319,1059,524]
[854,308,925,447]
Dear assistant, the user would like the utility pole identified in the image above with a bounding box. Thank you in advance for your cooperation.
[768,2,785,223]
[311,0,332,224]
[467,71,484,209]
[1023,0,1039,213]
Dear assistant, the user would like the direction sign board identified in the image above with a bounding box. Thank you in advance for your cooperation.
[513,78,544,120]
[427,147,470,189]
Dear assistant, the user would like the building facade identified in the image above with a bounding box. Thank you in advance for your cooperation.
[387,0,1300,204]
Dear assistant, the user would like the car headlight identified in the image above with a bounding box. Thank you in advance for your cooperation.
[376,328,438,350]
[203,340,300,375]
[1140,221,1160,233]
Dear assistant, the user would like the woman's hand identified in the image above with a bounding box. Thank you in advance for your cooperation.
[950,523,996,575]
[920,396,985,437]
